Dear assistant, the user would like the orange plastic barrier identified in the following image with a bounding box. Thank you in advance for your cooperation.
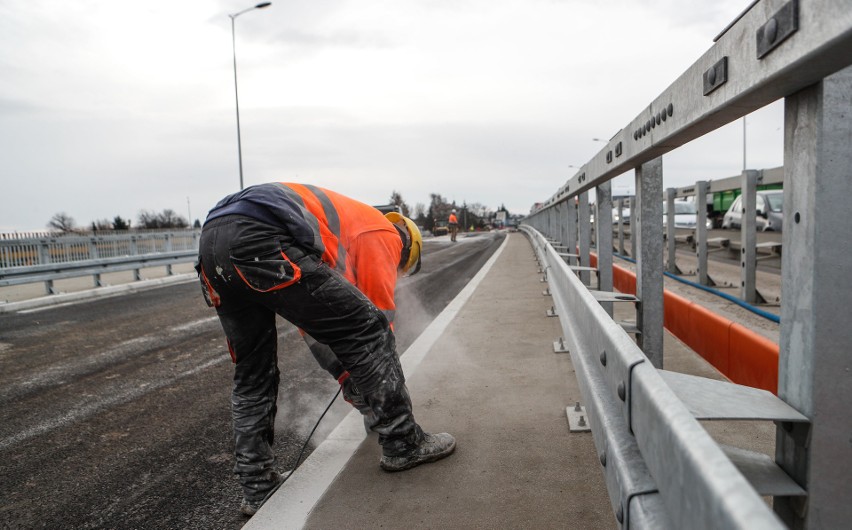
[588,252,778,393]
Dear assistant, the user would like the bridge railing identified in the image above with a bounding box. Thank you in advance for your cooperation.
[0,230,200,295]
[523,0,851,527]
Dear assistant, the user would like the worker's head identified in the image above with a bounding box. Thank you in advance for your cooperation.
[451,209,457,214]
[385,212,422,276]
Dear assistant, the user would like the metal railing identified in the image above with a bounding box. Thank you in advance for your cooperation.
[0,230,200,294]
[524,0,852,527]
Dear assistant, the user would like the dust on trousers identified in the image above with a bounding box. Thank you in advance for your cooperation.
[196,214,425,502]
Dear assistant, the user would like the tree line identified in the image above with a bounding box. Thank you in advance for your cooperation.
[388,190,509,232]
[47,210,198,234]
[46,191,510,234]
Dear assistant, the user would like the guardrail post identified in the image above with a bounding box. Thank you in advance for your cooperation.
[566,197,578,260]
[88,237,99,260]
[590,205,596,247]
[776,65,852,529]
[38,240,50,265]
[740,170,760,303]
[634,158,664,368]
[629,195,637,259]
[665,188,677,274]
[578,192,591,285]
[695,181,711,285]
[596,181,613,316]
[616,199,626,255]
[556,202,567,249]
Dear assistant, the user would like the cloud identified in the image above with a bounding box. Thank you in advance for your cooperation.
[0,0,786,231]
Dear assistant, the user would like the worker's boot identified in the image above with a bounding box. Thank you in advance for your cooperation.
[380,430,456,472]
[239,469,286,516]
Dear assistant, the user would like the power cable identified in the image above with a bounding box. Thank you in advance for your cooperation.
[260,387,343,503]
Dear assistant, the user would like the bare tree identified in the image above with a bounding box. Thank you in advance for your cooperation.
[389,190,411,217]
[138,209,188,229]
[47,212,76,233]
[91,219,113,231]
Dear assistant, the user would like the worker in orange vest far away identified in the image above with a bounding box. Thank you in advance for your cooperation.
[448,209,459,242]
[195,183,455,517]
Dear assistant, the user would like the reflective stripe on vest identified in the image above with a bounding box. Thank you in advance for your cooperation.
[302,184,348,273]
[272,183,347,272]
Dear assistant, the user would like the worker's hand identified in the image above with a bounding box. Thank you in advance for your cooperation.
[338,371,370,413]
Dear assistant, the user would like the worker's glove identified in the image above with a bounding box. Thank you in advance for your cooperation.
[338,371,370,413]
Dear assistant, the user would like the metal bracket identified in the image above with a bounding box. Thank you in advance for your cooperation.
[566,402,592,432]
[547,307,558,317]
[542,288,551,297]
[703,57,728,95]
[756,0,799,59]
[592,291,639,303]
[553,337,569,353]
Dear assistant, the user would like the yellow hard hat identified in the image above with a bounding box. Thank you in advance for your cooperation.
[385,212,422,275]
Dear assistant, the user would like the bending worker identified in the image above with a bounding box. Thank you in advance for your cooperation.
[196,183,456,516]
[448,209,459,242]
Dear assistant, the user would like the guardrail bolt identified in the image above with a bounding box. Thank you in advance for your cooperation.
[578,415,587,427]
[766,17,778,44]
[667,103,674,116]
[574,401,582,412]
[600,350,607,366]
[599,451,607,467]
[617,381,626,401]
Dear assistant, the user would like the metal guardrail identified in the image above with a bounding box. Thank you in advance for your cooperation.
[0,230,200,294]
[525,226,804,528]
[524,0,852,527]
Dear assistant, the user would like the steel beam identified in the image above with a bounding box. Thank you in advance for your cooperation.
[776,64,852,528]
[596,182,614,316]
[578,191,591,285]
[740,170,760,303]
[634,158,664,368]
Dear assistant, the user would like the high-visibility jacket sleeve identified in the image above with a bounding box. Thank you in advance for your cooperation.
[349,229,402,327]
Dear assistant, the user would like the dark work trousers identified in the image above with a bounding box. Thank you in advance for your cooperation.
[197,215,423,502]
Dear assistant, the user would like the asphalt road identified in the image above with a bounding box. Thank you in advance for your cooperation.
[0,231,505,530]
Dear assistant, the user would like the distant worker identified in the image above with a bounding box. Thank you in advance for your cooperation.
[195,183,456,516]
[448,209,459,242]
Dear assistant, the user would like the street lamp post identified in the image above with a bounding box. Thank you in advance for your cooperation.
[230,2,272,190]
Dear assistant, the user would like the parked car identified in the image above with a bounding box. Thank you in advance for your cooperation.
[612,207,630,225]
[721,191,783,231]
[663,200,712,229]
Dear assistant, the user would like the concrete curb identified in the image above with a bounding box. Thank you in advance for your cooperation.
[0,273,197,314]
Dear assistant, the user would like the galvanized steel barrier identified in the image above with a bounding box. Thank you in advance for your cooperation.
[524,0,852,527]
[0,230,200,294]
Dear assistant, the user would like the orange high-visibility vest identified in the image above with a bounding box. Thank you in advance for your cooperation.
[280,183,402,322]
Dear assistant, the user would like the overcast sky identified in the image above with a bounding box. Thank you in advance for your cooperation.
[0,0,785,232]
